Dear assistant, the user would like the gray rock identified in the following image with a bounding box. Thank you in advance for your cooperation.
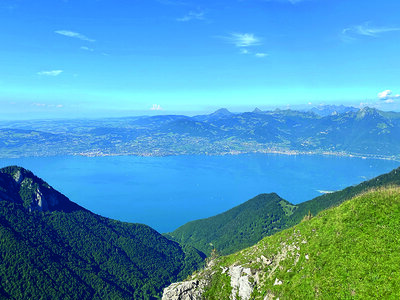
[162,280,204,300]
[229,266,253,300]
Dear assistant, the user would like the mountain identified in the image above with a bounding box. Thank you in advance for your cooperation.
[165,193,296,256]
[0,166,85,213]
[252,107,263,114]
[163,186,400,299]
[193,108,234,122]
[2,107,400,159]
[167,166,400,256]
[309,104,358,116]
[0,166,205,299]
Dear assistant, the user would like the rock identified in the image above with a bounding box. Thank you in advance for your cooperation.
[162,280,204,300]
[229,266,253,300]
[264,292,275,300]
[12,170,23,184]
[260,255,273,265]
[274,278,283,286]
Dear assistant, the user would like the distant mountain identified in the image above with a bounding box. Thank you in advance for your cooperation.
[252,107,263,114]
[167,166,400,256]
[1,107,400,159]
[193,108,233,122]
[0,166,205,299]
[309,104,358,116]
[164,186,400,299]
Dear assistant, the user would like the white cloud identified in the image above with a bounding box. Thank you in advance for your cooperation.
[378,89,400,103]
[80,46,94,52]
[150,104,163,111]
[55,30,95,42]
[32,103,64,108]
[32,103,46,107]
[222,33,261,47]
[255,52,268,57]
[378,89,392,99]
[177,11,204,22]
[37,70,63,76]
[384,99,395,104]
[342,23,400,39]
[240,49,250,54]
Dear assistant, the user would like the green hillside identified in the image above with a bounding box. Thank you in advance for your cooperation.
[0,166,205,299]
[168,167,400,256]
[164,187,400,299]
[165,193,296,256]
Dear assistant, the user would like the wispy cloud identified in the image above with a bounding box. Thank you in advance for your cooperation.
[177,10,205,22]
[37,70,63,76]
[262,0,306,4]
[378,89,400,103]
[222,33,261,47]
[240,49,269,58]
[80,46,94,52]
[55,30,95,42]
[32,103,64,108]
[156,0,188,5]
[150,104,163,111]
[342,23,400,40]
[255,52,268,58]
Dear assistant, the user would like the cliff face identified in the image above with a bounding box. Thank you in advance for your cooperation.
[162,280,205,300]
[162,187,400,299]
[0,165,84,213]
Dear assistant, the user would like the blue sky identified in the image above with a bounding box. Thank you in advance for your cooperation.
[1,0,400,119]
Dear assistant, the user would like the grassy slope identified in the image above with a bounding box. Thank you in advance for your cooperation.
[168,167,400,257]
[194,187,400,299]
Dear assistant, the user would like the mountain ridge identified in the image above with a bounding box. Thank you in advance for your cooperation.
[1,107,400,159]
[0,166,205,299]
[167,166,400,256]
[163,186,400,299]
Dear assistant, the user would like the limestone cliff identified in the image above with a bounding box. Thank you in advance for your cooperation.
[0,166,84,213]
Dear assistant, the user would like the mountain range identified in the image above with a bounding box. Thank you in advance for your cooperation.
[1,106,400,159]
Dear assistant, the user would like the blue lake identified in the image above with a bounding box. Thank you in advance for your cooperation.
[0,154,398,233]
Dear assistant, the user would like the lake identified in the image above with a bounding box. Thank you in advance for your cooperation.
[0,154,398,233]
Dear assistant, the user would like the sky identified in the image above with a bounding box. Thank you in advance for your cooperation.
[1,0,400,119]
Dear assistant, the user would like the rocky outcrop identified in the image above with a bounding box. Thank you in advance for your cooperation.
[229,266,253,300]
[162,231,311,300]
[162,280,205,300]
[0,166,84,213]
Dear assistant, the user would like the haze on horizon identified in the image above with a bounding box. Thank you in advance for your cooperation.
[1,0,400,119]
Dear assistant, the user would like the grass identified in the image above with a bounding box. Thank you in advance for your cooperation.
[196,187,400,299]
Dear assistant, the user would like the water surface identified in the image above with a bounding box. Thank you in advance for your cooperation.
[0,154,398,232]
